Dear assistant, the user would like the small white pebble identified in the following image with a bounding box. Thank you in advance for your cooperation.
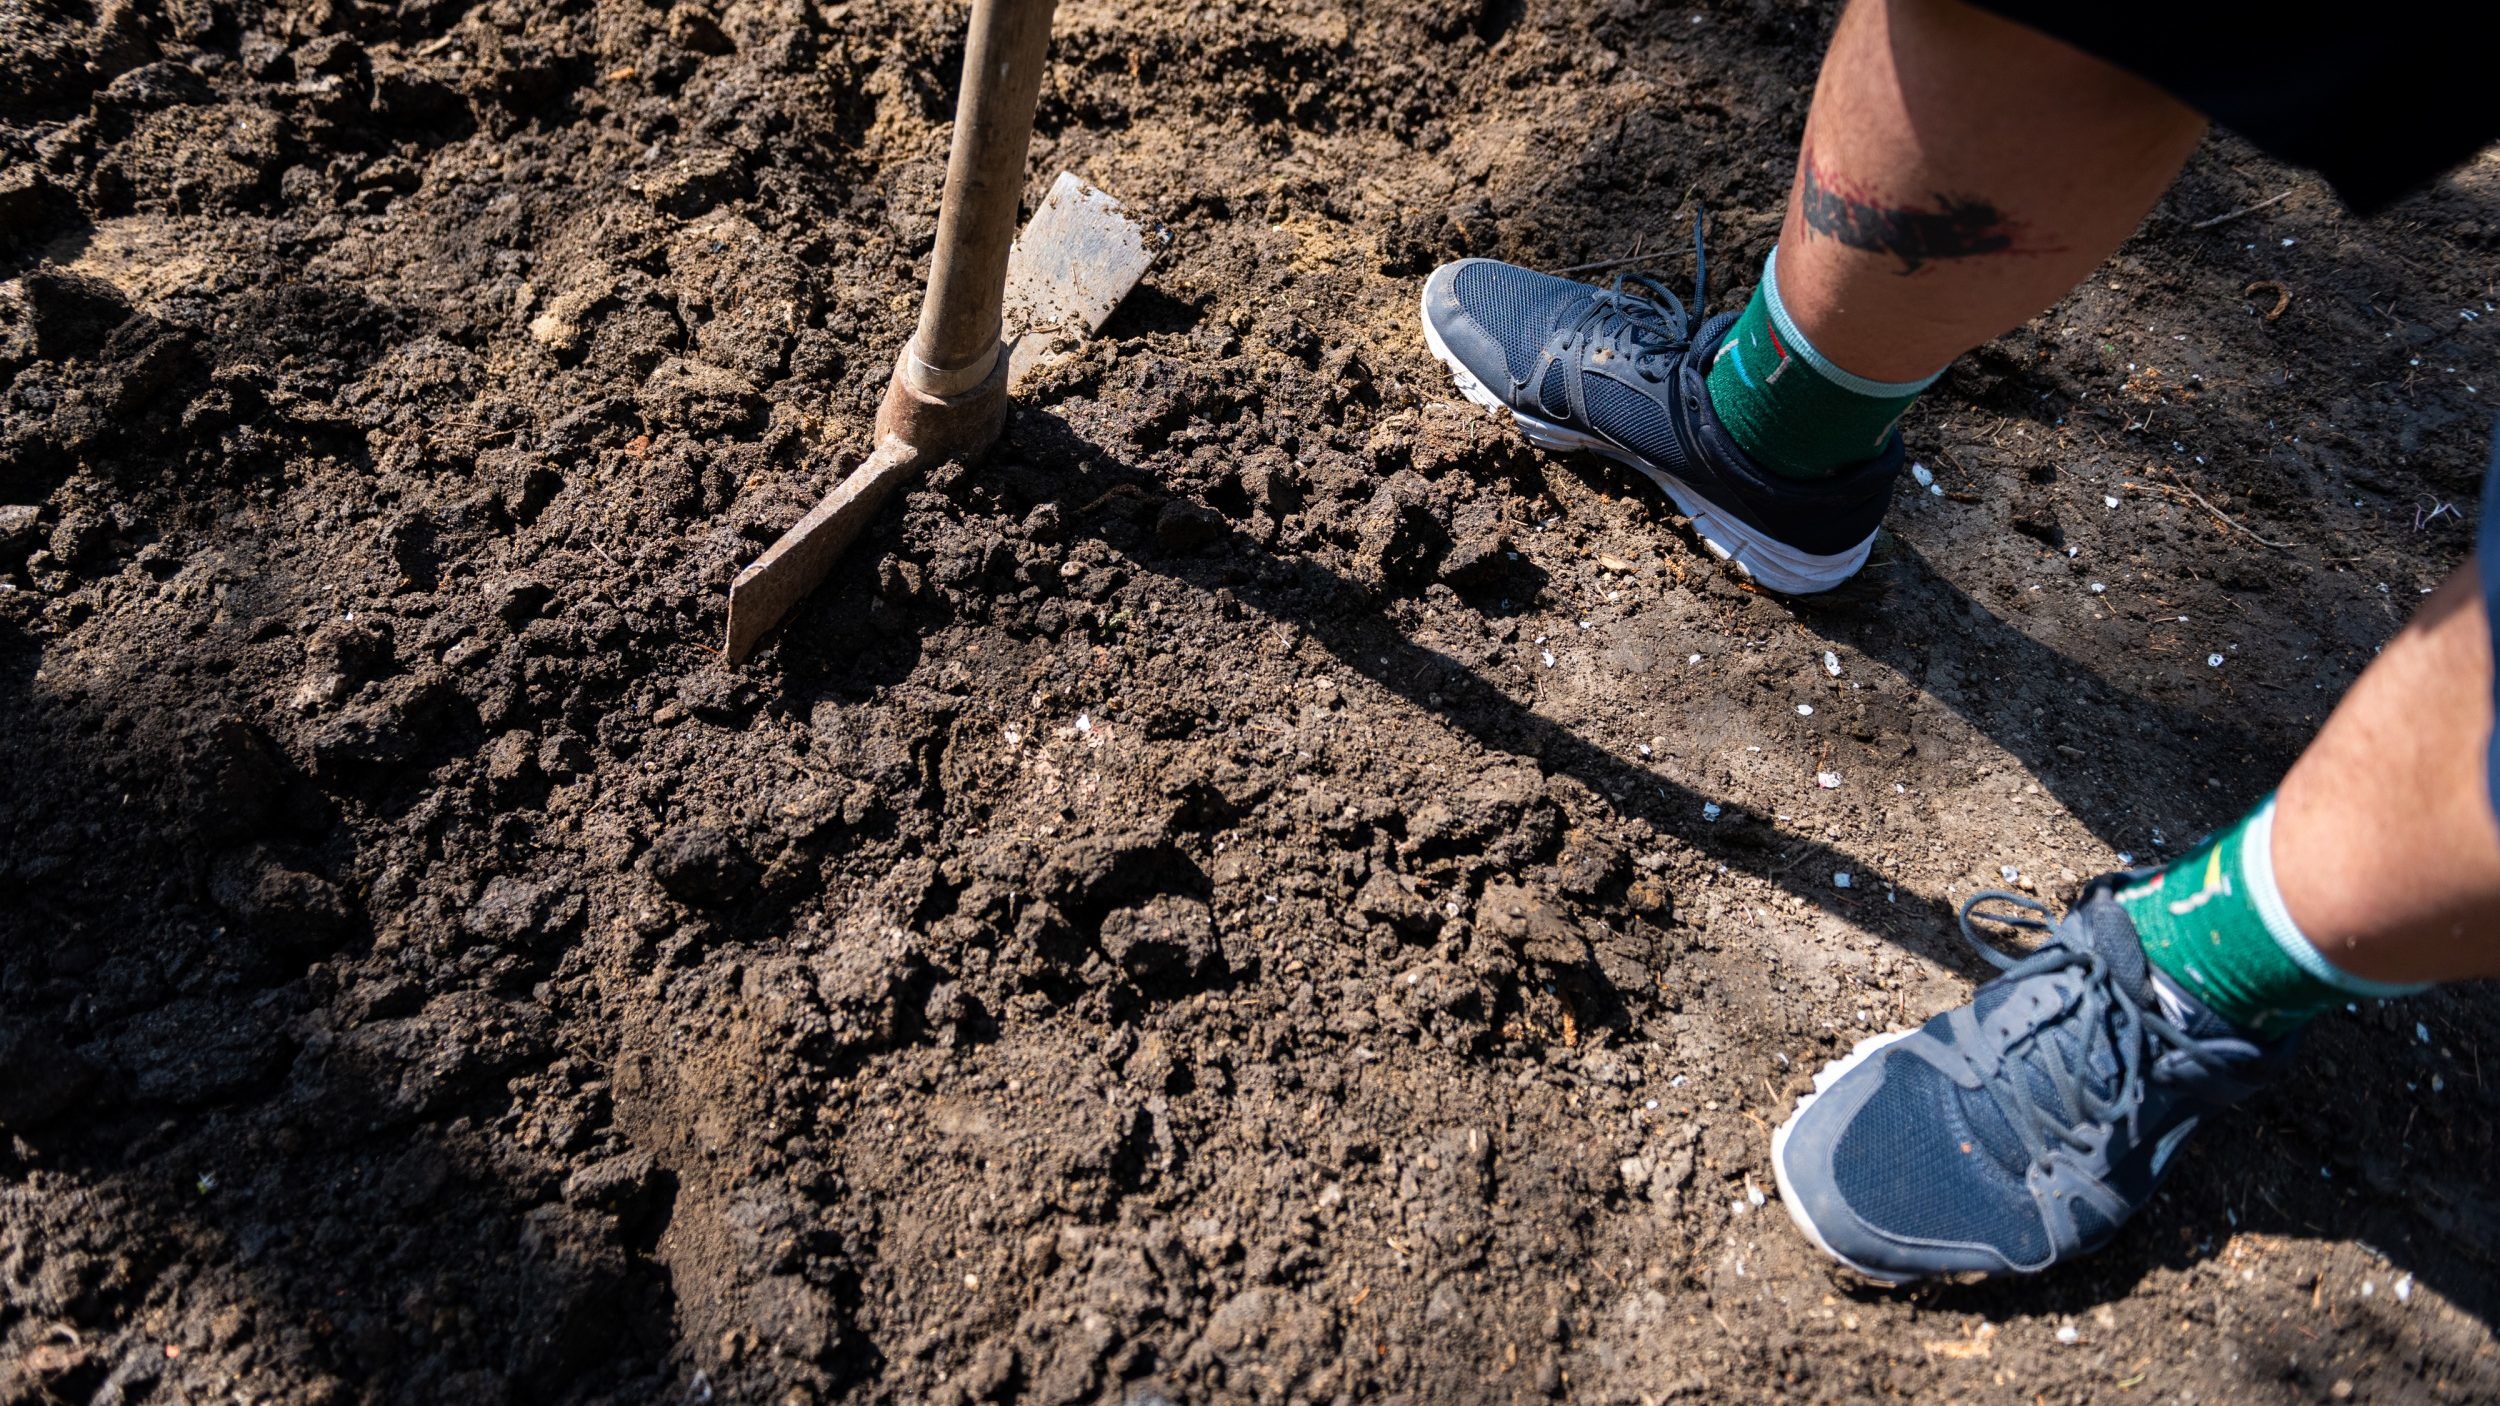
[1701,802,1723,822]
[1074,713,1093,735]
[1833,871,1853,889]
[1688,653,1703,665]
[2055,1325,2080,1346]
[2116,851,2135,866]
[2207,653,2225,668]
[2104,495,2121,509]
[2001,865,2021,884]
[2396,1274,2415,1303]
[2417,1022,2432,1043]
[1817,770,1842,789]
[1823,650,1842,677]
[1910,463,1934,487]
[1796,704,1814,717]
[2089,582,2106,594]
[1541,649,1556,668]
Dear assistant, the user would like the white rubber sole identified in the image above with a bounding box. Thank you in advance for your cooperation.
[1769,1026,1925,1285]
[1419,298,1873,594]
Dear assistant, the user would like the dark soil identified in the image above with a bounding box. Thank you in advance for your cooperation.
[5,0,2499,1402]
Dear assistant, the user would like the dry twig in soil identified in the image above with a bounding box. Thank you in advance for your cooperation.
[2155,466,2296,550]
[2188,188,2295,230]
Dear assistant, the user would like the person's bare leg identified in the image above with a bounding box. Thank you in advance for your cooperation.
[1773,0,2500,983]
[2274,566,2500,982]
[1775,3,2500,977]
[1704,0,2207,482]
[1775,0,2208,381]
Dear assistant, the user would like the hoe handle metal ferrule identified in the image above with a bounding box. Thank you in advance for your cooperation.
[906,0,1059,397]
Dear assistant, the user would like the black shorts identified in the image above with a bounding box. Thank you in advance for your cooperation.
[1969,3,2500,214]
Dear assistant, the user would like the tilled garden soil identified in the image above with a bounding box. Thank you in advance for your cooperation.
[5,0,2500,1401]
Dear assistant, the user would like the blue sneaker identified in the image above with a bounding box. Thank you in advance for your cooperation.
[1419,236,1902,593]
[1771,877,2291,1282]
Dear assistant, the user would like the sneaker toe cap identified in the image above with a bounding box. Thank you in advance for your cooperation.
[1425,258,1598,391]
[1779,1038,2043,1280]
[1421,259,1520,391]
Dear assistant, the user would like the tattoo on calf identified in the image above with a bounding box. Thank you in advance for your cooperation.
[1796,153,2018,272]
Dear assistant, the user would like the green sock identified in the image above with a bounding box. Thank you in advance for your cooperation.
[2122,795,2428,1040]
[1703,249,1940,479]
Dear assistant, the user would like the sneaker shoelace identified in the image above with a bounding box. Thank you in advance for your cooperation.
[1956,891,2258,1173]
[1561,211,1711,384]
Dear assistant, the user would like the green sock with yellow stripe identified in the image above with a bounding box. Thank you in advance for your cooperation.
[2121,795,2428,1040]
[1703,248,1940,480]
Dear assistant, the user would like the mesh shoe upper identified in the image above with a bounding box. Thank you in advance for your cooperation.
[1448,261,1595,388]
[1778,877,2291,1280]
[1422,254,1905,559]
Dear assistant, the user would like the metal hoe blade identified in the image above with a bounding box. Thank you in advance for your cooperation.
[721,170,1160,665]
[723,437,924,665]
[1004,173,1168,387]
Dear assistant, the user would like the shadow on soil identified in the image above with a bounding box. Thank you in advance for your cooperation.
[0,607,680,1402]
[780,403,2500,1338]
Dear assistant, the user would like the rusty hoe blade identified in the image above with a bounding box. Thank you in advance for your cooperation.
[722,2,1161,675]
[723,437,927,664]
[719,169,1162,666]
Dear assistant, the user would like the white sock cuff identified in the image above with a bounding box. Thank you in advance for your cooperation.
[2244,797,2432,999]
[1760,249,1946,398]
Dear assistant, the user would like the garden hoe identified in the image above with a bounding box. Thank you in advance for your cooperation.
[723,0,1163,664]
